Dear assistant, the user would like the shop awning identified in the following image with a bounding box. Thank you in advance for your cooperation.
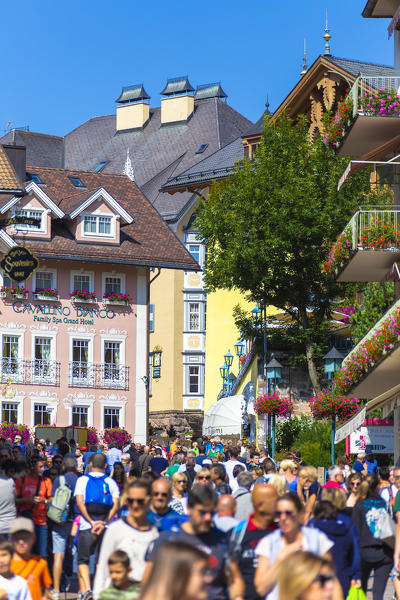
[202,395,244,436]
[335,382,400,443]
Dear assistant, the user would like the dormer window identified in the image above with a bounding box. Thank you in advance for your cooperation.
[93,161,110,173]
[13,208,43,231]
[26,173,44,185]
[83,214,112,236]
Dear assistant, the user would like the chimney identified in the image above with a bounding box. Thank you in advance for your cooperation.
[160,77,195,125]
[116,84,150,131]
[3,144,26,186]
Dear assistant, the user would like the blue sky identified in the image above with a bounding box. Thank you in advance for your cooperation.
[0,1,394,136]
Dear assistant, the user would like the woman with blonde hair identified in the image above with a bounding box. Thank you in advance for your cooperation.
[298,466,320,523]
[277,551,341,600]
[268,474,288,496]
[169,471,188,514]
[345,472,363,510]
[139,540,210,600]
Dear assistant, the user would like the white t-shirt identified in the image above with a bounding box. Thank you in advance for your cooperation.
[224,459,247,492]
[74,471,120,530]
[0,573,31,600]
[255,527,333,600]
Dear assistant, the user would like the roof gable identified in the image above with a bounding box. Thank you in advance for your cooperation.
[0,181,65,218]
[69,187,133,223]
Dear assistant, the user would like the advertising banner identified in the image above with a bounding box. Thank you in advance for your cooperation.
[349,422,394,454]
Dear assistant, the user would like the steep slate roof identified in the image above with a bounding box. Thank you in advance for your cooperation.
[9,166,199,271]
[62,98,252,219]
[0,130,63,168]
[325,55,393,77]
[0,146,23,193]
[162,137,244,192]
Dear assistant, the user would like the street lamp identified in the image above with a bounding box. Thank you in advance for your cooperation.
[234,340,245,372]
[220,364,228,393]
[323,346,343,381]
[224,349,234,368]
[323,346,344,465]
[251,307,262,324]
[266,356,283,390]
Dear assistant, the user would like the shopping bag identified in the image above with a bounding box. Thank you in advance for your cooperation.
[346,586,367,600]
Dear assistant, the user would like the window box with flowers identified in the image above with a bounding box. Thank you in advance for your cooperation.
[0,285,28,299]
[34,288,60,301]
[70,290,97,303]
[323,97,353,149]
[103,292,132,306]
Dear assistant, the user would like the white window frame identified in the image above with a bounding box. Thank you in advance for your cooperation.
[102,406,121,429]
[1,273,13,288]
[70,270,94,294]
[33,269,57,291]
[184,233,205,269]
[101,272,126,297]
[1,394,24,424]
[100,334,126,388]
[69,334,94,386]
[12,206,46,234]
[63,395,95,427]
[71,405,90,427]
[81,212,115,239]
[32,403,52,427]
[1,332,24,383]
[31,332,57,384]
[184,362,204,396]
[184,296,206,332]
[1,401,19,423]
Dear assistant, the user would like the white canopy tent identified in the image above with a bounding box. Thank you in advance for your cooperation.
[202,395,244,437]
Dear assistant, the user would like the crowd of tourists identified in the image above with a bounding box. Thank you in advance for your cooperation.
[0,434,399,600]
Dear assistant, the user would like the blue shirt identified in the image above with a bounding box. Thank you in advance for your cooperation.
[146,507,186,531]
[106,448,122,469]
[149,456,169,475]
[366,458,378,475]
[83,451,95,467]
[352,460,364,473]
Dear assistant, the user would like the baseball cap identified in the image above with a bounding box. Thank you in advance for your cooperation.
[202,458,212,465]
[357,452,366,459]
[10,517,35,536]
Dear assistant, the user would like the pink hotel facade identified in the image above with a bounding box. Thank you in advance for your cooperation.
[0,159,197,442]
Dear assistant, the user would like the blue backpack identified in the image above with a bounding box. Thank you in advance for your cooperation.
[85,474,113,519]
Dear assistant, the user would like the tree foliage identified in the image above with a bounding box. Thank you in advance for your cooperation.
[349,282,394,342]
[195,114,371,391]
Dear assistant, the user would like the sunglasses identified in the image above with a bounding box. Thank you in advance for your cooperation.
[198,476,211,480]
[153,492,168,498]
[127,497,146,506]
[313,572,334,586]
[351,481,361,486]
[176,480,186,483]
[275,510,294,518]
[197,508,215,517]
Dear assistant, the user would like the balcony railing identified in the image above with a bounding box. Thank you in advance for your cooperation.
[0,359,60,385]
[347,206,400,250]
[349,73,400,118]
[68,362,129,389]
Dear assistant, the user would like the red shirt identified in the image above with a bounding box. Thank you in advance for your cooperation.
[15,476,52,525]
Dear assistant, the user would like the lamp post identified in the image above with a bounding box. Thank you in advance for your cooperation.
[220,364,228,394]
[234,340,245,373]
[266,355,283,460]
[323,346,344,465]
[224,350,234,394]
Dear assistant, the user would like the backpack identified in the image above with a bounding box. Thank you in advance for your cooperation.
[47,475,72,524]
[85,474,113,518]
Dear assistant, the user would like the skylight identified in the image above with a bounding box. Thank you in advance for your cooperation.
[93,160,110,173]
[195,144,208,154]
[69,176,86,188]
[26,173,44,184]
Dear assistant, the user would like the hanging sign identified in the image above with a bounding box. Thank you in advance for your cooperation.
[6,216,41,227]
[0,246,39,282]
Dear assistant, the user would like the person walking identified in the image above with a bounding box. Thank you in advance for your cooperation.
[106,443,122,475]
[213,495,239,533]
[93,480,158,599]
[0,458,16,539]
[230,484,278,600]
[232,472,253,522]
[74,453,120,600]
[144,484,245,600]
[169,473,188,515]
[146,479,182,531]
[254,492,334,600]
[50,456,79,600]
[15,457,52,558]
[277,551,339,600]
[352,474,393,600]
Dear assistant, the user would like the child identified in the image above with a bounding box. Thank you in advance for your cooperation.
[9,518,52,600]
[98,550,140,600]
[0,540,31,600]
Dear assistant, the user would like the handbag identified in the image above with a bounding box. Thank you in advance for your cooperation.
[346,586,367,600]
[379,508,396,548]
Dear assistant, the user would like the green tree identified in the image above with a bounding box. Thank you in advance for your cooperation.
[195,114,371,392]
[349,282,394,342]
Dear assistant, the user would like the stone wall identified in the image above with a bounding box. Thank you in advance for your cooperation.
[149,410,203,438]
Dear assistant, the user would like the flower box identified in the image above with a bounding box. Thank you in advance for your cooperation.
[70,290,97,303]
[71,297,97,304]
[103,293,132,305]
[0,285,28,300]
[34,289,59,301]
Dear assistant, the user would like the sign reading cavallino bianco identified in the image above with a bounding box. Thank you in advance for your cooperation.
[0,246,39,282]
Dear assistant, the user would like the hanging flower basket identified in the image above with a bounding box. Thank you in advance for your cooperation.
[0,422,31,443]
[254,392,293,418]
[0,285,28,299]
[86,426,99,445]
[309,390,359,423]
[103,427,131,448]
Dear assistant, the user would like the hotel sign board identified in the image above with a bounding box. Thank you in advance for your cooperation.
[6,216,41,228]
[0,246,38,282]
